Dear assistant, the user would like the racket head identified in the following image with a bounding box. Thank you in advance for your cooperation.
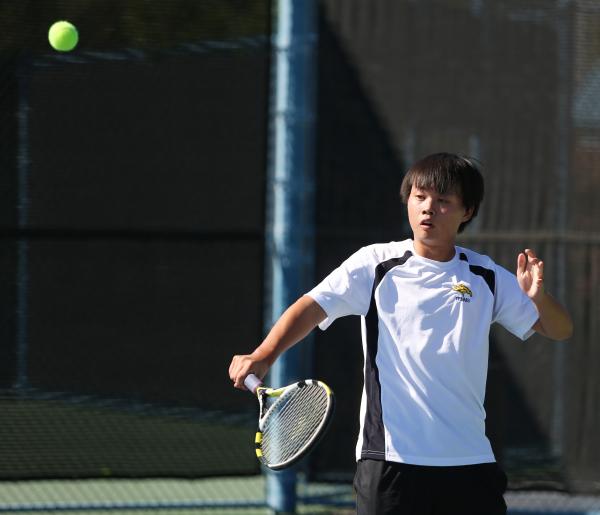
[255,379,335,470]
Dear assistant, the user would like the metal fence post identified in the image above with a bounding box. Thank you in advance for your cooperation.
[264,0,318,513]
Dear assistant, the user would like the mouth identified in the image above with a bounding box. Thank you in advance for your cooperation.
[420,219,434,229]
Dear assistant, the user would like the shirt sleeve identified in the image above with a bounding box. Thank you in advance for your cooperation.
[306,247,375,330]
[492,263,539,340]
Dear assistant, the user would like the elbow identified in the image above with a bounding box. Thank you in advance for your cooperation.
[562,318,574,341]
[551,317,574,341]
[560,311,574,341]
[535,316,573,341]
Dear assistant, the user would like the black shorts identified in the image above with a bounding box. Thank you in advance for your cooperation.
[353,459,507,515]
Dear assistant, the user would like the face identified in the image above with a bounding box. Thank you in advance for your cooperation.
[407,185,473,251]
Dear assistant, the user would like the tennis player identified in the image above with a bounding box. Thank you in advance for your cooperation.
[229,152,573,514]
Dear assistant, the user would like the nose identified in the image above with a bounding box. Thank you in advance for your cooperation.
[421,198,435,214]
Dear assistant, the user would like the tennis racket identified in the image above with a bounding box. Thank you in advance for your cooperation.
[244,373,335,470]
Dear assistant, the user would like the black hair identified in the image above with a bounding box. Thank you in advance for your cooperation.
[400,152,484,233]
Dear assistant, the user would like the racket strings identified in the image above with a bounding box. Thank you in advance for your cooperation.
[261,383,329,466]
[262,385,327,463]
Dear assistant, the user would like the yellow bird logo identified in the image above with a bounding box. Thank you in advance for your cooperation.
[452,283,473,297]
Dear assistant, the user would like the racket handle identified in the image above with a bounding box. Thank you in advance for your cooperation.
[244,373,263,394]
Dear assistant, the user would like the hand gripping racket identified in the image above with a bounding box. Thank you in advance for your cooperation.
[244,374,335,470]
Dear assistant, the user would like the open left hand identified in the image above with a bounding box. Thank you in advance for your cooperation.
[517,248,545,302]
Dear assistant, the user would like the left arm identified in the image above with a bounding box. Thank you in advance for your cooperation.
[517,249,573,341]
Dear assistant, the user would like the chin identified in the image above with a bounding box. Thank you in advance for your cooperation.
[414,233,452,246]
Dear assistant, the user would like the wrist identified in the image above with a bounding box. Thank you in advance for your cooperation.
[250,347,276,367]
[530,289,547,307]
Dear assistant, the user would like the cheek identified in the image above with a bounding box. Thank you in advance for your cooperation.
[441,205,459,216]
[407,202,419,219]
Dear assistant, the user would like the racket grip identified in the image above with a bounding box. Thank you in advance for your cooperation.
[244,374,263,394]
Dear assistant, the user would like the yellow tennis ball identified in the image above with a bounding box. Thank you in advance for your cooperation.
[48,21,79,52]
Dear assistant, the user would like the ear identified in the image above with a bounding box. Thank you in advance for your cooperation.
[462,206,474,222]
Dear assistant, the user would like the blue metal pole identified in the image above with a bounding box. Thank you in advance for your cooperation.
[264,0,318,513]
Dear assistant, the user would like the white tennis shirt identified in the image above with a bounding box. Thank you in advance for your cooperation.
[307,239,539,466]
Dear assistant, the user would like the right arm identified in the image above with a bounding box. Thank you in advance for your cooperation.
[228,295,326,389]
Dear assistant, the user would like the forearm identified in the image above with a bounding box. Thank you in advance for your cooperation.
[229,295,326,388]
[532,292,573,341]
[251,295,326,365]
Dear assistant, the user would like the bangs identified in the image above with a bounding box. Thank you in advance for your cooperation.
[410,166,460,196]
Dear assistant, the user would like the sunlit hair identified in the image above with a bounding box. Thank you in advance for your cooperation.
[400,152,484,233]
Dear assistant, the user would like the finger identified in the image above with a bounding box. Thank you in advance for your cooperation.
[523,249,530,272]
[517,252,526,274]
[234,374,248,390]
[525,248,538,260]
[232,364,249,390]
[228,356,239,381]
[535,260,544,283]
[231,369,242,388]
[229,357,248,389]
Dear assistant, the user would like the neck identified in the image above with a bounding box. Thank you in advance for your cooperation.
[413,239,456,262]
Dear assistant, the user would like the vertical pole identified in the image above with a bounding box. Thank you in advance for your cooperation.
[552,0,572,459]
[264,0,318,513]
[15,66,30,391]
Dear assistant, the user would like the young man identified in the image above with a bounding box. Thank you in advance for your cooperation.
[229,153,573,514]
